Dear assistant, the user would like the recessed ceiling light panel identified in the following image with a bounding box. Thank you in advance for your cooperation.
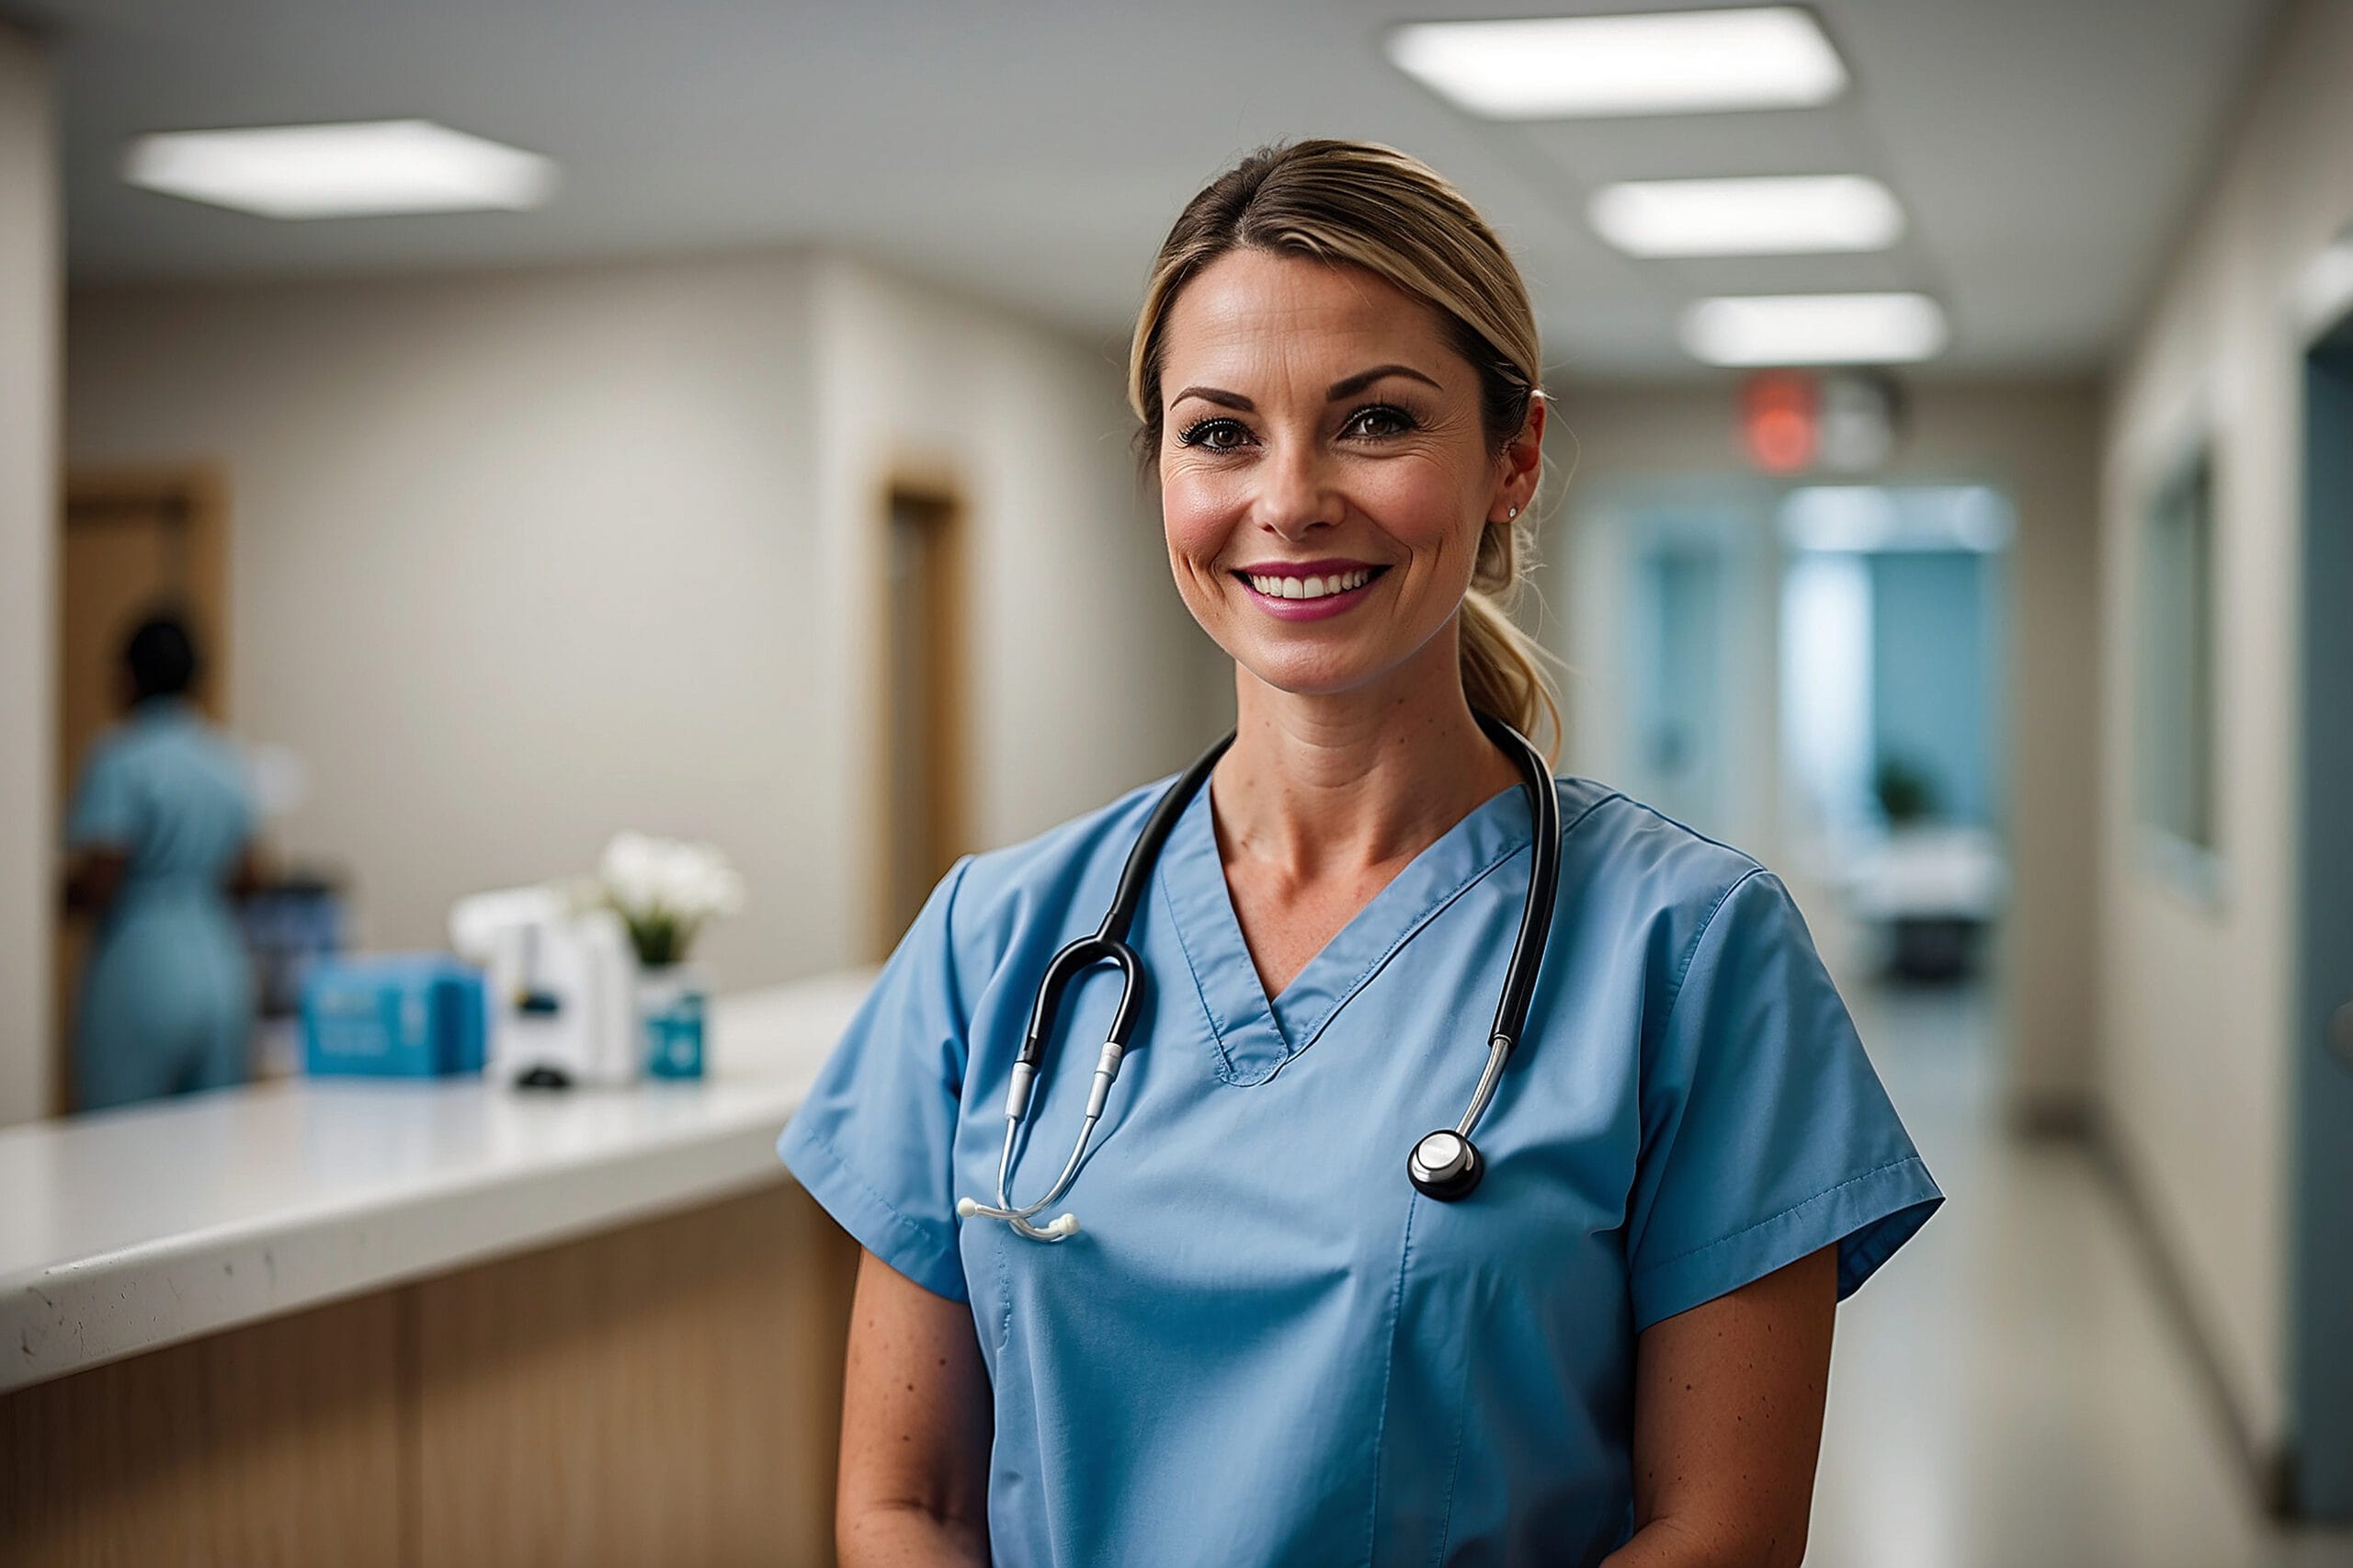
[1387,7,1847,119]
[1683,293,1949,366]
[123,119,556,220]
[1591,176,1903,257]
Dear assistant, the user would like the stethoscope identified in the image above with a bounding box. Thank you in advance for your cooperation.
[957,711,1563,1243]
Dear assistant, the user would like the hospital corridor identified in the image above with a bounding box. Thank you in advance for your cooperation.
[1813,977,2349,1568]
[3,1,2353,1564]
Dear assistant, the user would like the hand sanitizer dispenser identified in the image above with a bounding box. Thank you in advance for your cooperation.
[450,887,638,1088]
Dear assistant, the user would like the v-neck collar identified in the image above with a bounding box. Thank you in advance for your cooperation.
[1155,775,1540,1085]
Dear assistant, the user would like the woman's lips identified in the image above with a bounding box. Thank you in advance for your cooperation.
[1233,563,1389,622]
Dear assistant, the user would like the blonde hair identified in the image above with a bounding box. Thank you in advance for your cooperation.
[1127,139,1562,758]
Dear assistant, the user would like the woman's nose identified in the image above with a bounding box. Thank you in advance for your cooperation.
[1250,440,1343,540]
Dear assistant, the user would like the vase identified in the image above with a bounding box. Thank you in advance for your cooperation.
[636,963,707,1080]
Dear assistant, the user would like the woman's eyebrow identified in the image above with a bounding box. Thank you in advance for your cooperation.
[1170,385,1254,412]
[1327,364,1442,400]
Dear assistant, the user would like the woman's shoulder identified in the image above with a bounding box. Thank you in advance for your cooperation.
[1543,780,1846,1063]
[1549,775,1784,949]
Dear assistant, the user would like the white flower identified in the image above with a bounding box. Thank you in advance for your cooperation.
[598,832,665,912]
[598,832,745,924]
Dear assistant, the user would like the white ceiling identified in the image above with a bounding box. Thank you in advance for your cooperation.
[40,0,2282,378]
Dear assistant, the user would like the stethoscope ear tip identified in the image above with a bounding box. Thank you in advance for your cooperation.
[1045,1213,1081,1239]
[956,1197,982,1218]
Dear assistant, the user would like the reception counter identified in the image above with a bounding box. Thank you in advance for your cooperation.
[0,971,877,1567]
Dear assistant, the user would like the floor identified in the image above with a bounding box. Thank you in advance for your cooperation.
[1805,975,2353,1568]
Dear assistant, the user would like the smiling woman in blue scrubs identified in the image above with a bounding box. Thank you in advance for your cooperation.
[779,140,1941,1567]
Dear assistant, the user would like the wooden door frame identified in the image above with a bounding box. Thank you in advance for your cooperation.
[53,463,232,1116]
[60,464,233,722]
[869,467,970,963]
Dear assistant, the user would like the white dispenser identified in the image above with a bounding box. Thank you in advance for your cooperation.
[449,887,639,1088]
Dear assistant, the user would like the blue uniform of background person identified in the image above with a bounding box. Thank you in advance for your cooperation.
[64,615,257,1112]
[780,767,1941,1566]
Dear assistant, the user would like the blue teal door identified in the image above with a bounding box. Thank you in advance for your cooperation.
[2292,323,2353,1518]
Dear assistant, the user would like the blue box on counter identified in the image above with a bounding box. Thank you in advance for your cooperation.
[301,956,487,1077]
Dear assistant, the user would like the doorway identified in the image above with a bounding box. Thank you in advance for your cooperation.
[1775,485,2012,982]
[874,478,970,960]
[1599,488,1777,856]
[52,466,231,1115]
[2290,319,2353,1516]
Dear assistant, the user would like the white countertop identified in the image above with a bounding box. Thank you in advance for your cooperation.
[0,969,875,1395]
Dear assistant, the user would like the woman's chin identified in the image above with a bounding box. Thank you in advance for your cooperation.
[1232,644,1396,701]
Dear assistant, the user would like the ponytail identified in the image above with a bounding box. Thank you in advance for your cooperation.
[1461,498,1562,762]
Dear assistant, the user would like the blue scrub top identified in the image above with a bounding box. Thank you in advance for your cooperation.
[780,771,1941,1566]
[66,698,257,1110]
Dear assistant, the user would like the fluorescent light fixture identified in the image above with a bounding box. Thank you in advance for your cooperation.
[1591,175,1902,257]
[123,119,556,219]
[1386,7,1847,119]
[1683,292,1949,366]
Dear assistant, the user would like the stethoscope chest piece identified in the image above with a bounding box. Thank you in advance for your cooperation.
[1408,1128,1484,1201]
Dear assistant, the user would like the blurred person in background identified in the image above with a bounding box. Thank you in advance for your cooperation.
[61,611,260,1111]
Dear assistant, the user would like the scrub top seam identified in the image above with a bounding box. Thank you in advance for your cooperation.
[993,1214,1015,1352]
[1597,791,1765,872]
[1279,784,1626,1071]
[1278,831,1533,1072]
[1425,1310,1477,1568]
[1363,1194,1421,1568]
[1158,863,1243,1080]
[1660,865,1769,1023]
[1555,786,1628,846]
[1631,1151,1919,1278]
[780,1116,946,1252]
[935,855,979,1045]
[786,1111,960,1271]
[1230,783,1628,1085]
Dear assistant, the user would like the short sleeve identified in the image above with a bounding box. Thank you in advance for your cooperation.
[64,743,140,851]
[778,857,977,1301]
[1625,869,1941,1332]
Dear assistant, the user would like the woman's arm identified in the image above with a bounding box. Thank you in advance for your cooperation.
[1601,1244,1838,1568]
[61,847,129,916]
[226,843,267,901]
[835,1247,995,1567]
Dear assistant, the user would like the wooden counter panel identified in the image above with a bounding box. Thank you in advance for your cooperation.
[415,1181,858,1568]
[0,1179,860,1566]
[0,1290,406,1567]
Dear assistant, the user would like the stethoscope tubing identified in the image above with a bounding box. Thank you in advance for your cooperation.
[961,715,1559,1238]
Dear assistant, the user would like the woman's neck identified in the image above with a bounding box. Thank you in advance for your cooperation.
[1211,627,1524,881]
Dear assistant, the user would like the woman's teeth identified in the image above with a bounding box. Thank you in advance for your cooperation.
[1247,568,1373,600]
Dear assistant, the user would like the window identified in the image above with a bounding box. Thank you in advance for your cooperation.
[2139,445,2218,858]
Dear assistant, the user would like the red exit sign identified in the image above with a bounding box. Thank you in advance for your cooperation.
[1740,369,1818,473]
[1739,369,1904,474]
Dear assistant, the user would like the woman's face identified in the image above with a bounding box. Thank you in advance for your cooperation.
[1155,248,1540,702]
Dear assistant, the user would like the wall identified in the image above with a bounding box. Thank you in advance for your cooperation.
[70,256,834,992]
[0,22,56,1127]
[1545,379,2103,1119]
[64,252,1209,1023]
[808,259,1218,952]
[2097,0,2353,1470]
